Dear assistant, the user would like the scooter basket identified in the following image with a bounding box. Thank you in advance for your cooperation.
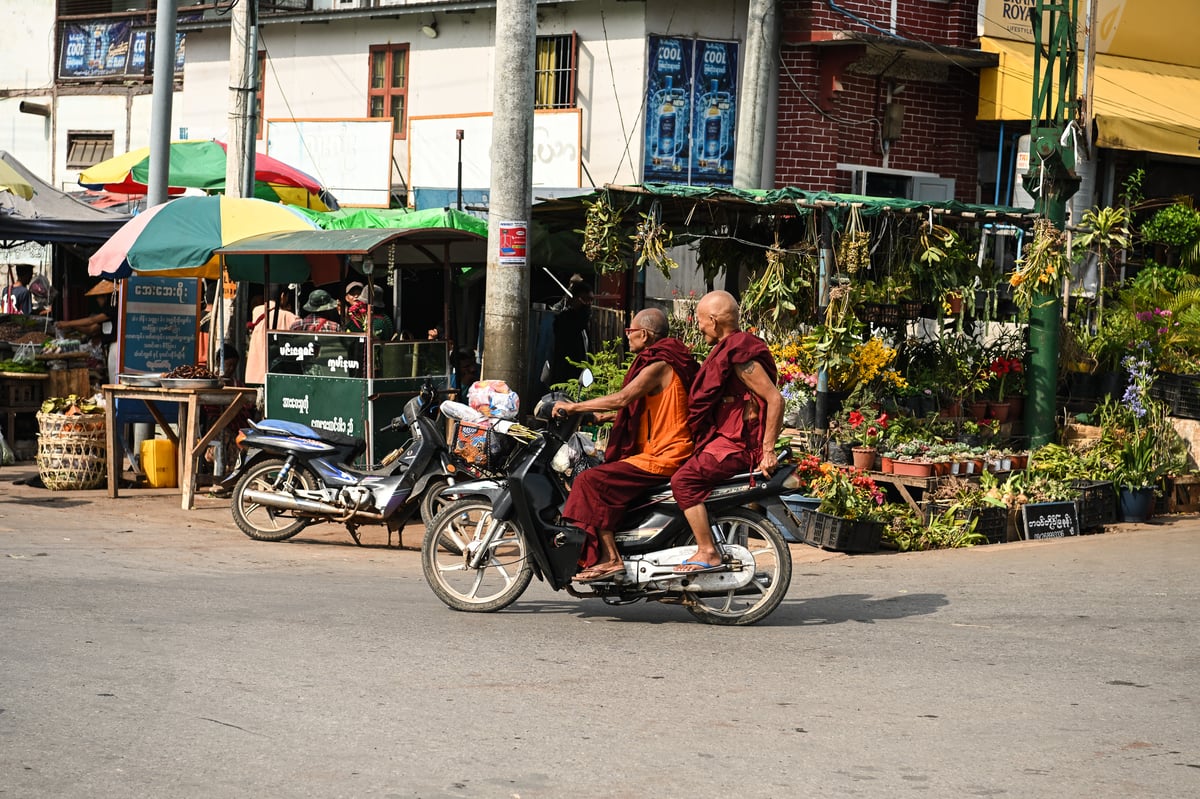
[451,420,510,471]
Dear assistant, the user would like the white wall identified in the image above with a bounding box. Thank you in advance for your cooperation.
[0,2,58,180]
[182,0,744,190]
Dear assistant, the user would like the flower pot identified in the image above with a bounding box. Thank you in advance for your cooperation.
[939,400,962,419]
[1010,453,1027,469]
[851,446,877,471]
[827,441,853,466]
[1118,486,1155,523]
[892,459,933,478]
[988,401,1012,423]
[968,400,990,422]
[971,458,985,474]
[879,455,894,474]
[1005,395,1024,419]
[945,292,963,315]
[933,460,950,476]
[815,390,849,429]
[797,399,817,430]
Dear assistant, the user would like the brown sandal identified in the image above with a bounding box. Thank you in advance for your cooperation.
[573,562,626,582]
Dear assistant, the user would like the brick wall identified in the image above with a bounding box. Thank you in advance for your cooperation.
[775,1,982,200]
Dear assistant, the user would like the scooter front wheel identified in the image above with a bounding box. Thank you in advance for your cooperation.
[418,477,451,527]
[422,498,533,612]
[231,458,318,542]
[686,508,793,626]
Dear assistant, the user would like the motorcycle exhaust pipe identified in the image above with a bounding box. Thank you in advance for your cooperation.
[241,489,385,522]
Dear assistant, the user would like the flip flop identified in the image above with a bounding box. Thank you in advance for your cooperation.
[573,563,626,582]
[673,558,725,574]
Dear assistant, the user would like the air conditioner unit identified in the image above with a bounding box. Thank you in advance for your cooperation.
[837,163,955,202]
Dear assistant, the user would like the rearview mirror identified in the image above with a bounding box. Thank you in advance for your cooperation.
[580,368,594,388]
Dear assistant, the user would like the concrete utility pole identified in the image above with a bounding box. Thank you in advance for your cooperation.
[146,0,178,207]
[482,0,536,396]
[734,0,779,190]
[225,0,259,200]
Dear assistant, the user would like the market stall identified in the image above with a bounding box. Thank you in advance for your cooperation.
[217,221,486,465]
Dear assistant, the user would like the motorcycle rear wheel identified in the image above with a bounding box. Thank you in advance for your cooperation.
[231,458,319,542]
[422,498,533,612]
[686,508,792,626]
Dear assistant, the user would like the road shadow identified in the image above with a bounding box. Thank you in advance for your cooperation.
[1,495,92,509]
[504,591,949,627]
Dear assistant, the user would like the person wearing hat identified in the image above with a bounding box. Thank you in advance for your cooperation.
[56,279,118,383]
[345,284,395,340]
[340,279,362,326]
[56,280,116,339]
[290,288,343,333]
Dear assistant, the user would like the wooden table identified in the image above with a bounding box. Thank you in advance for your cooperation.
[869,472,948,514]
[102,384,258,510]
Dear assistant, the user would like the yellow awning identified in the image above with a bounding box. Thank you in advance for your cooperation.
[978,37,1200,161]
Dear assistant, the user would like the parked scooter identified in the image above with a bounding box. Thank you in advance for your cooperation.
[225,381,473,545]
[421,392,803,625]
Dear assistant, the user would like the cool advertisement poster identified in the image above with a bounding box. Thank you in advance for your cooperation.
[643,36,694,183]
[690,39,738,187]
[643,36,738,186]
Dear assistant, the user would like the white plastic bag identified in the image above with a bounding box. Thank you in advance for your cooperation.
[0,429,14,466]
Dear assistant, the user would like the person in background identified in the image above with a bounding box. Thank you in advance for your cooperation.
[56,280,118,383]
[341,280,364,327]
[290,288,343,333]
[670,290,783,573]
[345,285,395,340]
[245,285,297,386]
[3,264,33,315]
[452,348,480,393]
[549,280,593,386]
[552,308,699,581]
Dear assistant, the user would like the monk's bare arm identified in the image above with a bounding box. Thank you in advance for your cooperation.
[736,360,784,472]
[554,362,672,417]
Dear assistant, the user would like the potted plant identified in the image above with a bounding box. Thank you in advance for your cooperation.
[1100,356,1189,521]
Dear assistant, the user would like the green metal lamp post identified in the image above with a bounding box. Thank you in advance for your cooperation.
[1022,0,1081,446]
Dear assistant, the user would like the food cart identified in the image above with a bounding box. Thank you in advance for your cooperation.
[218,224,486,465]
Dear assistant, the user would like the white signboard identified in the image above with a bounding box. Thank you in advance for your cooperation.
[408,109,581,190]
[266,118,393,207]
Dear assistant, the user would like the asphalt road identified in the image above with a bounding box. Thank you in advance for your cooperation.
[1,469,1198,798]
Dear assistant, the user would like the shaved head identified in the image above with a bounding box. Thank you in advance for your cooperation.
[632,307,669,338]
[696,290,740,323]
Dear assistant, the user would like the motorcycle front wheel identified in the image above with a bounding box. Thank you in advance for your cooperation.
[422,498,533,613]
[231,458,319,542]
[686,508,793,626]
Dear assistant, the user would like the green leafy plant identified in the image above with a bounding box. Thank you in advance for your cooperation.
[552,338,633,402]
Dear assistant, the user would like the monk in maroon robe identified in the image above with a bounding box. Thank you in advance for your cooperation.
[670,290,784,573]
[553,308,699,582]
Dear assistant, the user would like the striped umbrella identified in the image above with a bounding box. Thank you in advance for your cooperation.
[78,140,339,211]
[88,195,323,280]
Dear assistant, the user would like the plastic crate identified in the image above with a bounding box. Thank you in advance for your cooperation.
[926,502,1008,544]
[1071,479,1116,530]
[875,303,902,327]
[799,508,883,553]
[1151,372,1200,420]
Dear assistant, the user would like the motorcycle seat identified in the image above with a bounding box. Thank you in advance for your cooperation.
[253,418,365,452]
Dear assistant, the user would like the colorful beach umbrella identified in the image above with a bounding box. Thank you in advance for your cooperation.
[88,195,321,280]
[78,140,339,211]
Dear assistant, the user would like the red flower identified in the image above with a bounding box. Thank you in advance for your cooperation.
[848,410,864,428]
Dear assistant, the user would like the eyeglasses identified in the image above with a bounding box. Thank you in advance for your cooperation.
[624,327,651,336]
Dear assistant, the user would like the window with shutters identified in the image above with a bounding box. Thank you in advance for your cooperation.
[368,44,409,139]
[65,131,114,169]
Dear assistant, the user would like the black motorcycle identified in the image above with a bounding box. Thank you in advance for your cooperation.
[226,382,474,546]
[421,393,803,625]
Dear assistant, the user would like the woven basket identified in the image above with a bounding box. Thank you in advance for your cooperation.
[36,411,107,490]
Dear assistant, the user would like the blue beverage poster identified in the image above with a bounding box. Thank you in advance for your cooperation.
[690,39,738,187]
[643,36,694,184]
